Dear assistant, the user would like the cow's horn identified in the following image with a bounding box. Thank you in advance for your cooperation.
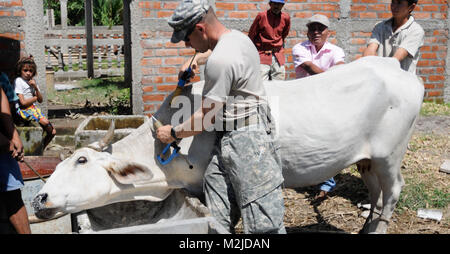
[88,119,115,151]
[99,119,115,149]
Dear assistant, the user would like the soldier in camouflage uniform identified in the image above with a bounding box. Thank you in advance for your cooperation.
[156,0,286,234]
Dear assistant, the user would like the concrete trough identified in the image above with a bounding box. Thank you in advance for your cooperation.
[17,126,45,155]
[74,190,228,234]
[74,115,148,149]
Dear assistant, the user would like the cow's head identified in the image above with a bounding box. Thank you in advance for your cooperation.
[32,121,172,219]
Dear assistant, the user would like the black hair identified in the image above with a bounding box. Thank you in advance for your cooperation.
[15,56,37,78]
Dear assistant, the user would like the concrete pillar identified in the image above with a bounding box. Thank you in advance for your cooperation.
[47,9,55,29]
[60,0,68,29]
[22,0,47,114]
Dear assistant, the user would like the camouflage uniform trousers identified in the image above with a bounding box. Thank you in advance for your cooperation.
[203,120,286,234]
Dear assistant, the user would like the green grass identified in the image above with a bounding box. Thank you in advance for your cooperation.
[48,76,130,114]
[397,181,449,213]
[420,101,450,116]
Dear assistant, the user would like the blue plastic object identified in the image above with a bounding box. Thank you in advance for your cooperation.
[157,142,180,165]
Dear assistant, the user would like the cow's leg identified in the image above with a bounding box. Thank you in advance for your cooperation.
[358,160,383,234]
[365,160,404,234]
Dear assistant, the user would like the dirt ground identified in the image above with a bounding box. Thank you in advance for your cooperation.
[279,115,449,234]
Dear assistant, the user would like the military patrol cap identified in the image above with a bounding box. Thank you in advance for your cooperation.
[168,0,210,43]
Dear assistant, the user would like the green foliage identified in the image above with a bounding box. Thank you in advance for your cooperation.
[94,0,124,29]
[44,0,123,27]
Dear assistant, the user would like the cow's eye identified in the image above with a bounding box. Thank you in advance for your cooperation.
[77,156,87,164]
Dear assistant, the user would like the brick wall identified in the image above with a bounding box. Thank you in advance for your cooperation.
[133,0,449,116]
[0,0,25,74]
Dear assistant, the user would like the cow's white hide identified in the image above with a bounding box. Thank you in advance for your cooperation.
[33,56,424,233]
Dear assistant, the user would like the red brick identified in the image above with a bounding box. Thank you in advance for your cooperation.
[229,12,248,18]
[143,49,154,57]
[164,57,185,65]
[351,38,366,45]
[142,10,151,18]
[368,4,386,11]
[144,104,155,112]
[413,12,431,19]
[179,48,196,56]
[421,52,437,59]
[157,11,173,18]
[294,12,313,18]
[417,60,429,67]
[0,11,12,16]
[216,3,235,10]
[10,0,23,7]
[420,46,432,52]
[323,4,338,11]
[428,75,445,81]
[142,76,163,85]
[141,58,162,66]
[143,94,166,102]
[351,5,367,11]
[163,2,178,9]
[142,86,154,93]
[237,3,257,10]
[360,12,377,18]
[423,84,435,89]
[435,67,444,73]
[418,68,434,74]
[159,67,177,74]
[422,5,439,12]
[430,60,444,66]
[165,76,179,83]
[155,49,178,57]
[304,4,323,11]
[141,67,154,76]
[157,85,177,92]
[427,91,442,97]
[13,10,25,17]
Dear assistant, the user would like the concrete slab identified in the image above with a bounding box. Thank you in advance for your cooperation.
[439,160,450,174]
[55,83,82,91]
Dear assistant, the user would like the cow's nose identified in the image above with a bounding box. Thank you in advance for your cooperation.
[32,193,48,210]
[33,193,57,219]
[36,193,48,204]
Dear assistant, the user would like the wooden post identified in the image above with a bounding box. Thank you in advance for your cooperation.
[123,0,132,109]
[85,0,94,78]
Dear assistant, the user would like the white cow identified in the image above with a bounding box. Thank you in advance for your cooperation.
[32,56,424,233]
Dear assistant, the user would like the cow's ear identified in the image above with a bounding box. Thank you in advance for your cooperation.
[104,159,154,185]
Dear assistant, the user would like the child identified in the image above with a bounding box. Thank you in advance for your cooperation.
[14,56,56,151]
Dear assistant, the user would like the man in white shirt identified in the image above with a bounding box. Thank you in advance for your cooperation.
[363,0,424,73]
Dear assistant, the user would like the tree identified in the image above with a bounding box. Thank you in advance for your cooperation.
[94,0,123,29]
[44,0,123,27]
